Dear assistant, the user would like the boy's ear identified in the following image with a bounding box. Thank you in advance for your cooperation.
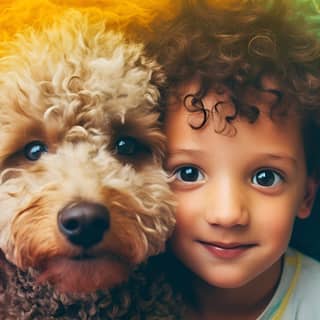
[297,177,318,219]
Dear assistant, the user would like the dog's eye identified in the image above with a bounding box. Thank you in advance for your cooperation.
[24,141,48,161]
[115,136,148,156]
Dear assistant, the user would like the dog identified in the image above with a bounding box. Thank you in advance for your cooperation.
[0,1,178,318]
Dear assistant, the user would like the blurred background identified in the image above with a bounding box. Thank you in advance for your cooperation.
[291,190,320,260]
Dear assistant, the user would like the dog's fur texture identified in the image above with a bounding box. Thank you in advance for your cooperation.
[0,1,180,318]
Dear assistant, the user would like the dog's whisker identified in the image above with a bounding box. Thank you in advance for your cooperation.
[135,214,159,234]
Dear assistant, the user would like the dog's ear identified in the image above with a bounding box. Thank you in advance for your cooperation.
[150,62,166,89]
[0,249,9,290]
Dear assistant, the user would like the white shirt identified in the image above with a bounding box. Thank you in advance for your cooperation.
[258,247,320,319]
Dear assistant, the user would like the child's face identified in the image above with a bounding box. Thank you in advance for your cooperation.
[164,78,316,289]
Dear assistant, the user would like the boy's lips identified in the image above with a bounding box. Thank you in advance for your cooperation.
[199,241,256,259]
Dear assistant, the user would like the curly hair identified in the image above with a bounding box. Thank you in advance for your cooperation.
[146,0,320,178]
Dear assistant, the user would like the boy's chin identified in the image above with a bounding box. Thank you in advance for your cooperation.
[36,256,130,294]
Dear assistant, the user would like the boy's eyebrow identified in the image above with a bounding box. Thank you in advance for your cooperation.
[168,150,298,166]
[166,149,205,157]
[253,153,298,168]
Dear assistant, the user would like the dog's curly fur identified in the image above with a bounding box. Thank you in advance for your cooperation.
[0,1,180,318]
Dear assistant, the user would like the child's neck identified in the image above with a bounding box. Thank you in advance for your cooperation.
[183,258,283,320]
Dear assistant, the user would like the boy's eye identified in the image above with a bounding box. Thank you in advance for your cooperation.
[174,166,204,182]
[251,169,282,187]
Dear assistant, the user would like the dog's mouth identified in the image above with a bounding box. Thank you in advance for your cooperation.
[70,253,101,261]
[36,253,133,293]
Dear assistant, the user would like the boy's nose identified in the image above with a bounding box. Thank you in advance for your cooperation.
[204,181,249,228]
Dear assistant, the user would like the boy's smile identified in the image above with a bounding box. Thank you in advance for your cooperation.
[164,78,316,292]
[200,240,256,260]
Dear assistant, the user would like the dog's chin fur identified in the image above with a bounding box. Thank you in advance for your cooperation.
[0,252,183,320]
[37,256,131,293]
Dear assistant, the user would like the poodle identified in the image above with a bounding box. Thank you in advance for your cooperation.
[0,1,179,319]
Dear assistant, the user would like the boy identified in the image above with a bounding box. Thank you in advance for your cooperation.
[147,0,320,318]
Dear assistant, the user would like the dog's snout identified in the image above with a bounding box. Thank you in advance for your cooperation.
[58,202,110,248]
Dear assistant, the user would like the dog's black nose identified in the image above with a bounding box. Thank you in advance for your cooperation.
[58,202,110,248]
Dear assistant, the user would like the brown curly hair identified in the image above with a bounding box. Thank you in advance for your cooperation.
[146,0,320,178]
